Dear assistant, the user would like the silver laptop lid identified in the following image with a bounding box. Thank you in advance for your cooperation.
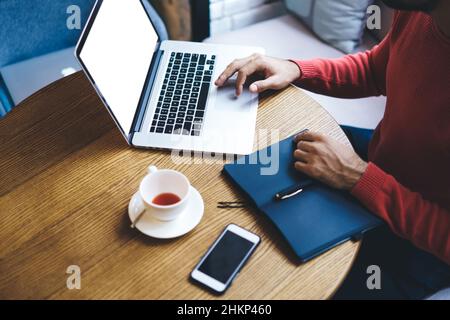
[76,0,159,140]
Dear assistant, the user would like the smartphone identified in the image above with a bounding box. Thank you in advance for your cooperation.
[191,224,261,294]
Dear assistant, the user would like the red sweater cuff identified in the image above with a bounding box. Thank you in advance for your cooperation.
[291,60,320,82]
[351,162,387,209]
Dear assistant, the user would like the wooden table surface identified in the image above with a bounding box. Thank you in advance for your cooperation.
[0,72,360,300]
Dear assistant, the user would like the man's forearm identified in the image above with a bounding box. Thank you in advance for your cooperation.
[291,36,390,99]
[351,163,450,265]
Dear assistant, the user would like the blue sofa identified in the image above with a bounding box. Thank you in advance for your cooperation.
[0,0,96,116]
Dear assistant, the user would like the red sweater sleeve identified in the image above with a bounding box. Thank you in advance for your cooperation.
[352,163,450,265]
[292,33,391,98]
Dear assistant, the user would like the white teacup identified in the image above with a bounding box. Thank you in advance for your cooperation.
[137,166,191,222]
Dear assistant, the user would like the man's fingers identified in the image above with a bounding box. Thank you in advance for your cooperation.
[216,54,260,86]
[294,161,317,179]
[250,76,281,93]
[296,140,315,153]
[294,131,323,144]
[294,161,310,175]
[235,71,247,96]
[293,149,310,163]
[235,60,265,96]
[215,57,250,86]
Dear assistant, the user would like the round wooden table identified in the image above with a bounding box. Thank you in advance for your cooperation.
[0,72,360,299]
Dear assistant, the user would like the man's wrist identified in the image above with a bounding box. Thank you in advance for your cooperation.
[345,160,368,191]
[287,60,302,82]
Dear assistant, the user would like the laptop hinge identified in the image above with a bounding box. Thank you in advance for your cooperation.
[129,46,164,142]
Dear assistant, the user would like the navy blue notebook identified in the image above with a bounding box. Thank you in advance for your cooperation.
[223,135,383,263]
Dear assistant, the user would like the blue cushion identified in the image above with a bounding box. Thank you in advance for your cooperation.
[0,73,13,115]
[284,0,373,53]
[0,100,6,117]
[0,0,96,67]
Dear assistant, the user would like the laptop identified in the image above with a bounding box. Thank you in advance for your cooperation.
[1,47,81,106]
[75,0,265,155]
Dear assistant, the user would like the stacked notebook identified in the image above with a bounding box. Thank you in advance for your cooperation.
[223,135,382,262]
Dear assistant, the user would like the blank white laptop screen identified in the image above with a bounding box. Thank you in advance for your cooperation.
[79,0,158,137]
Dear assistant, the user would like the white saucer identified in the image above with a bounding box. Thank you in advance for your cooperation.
[128,187,204,239]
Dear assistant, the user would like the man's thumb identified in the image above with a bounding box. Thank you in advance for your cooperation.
[250,77,278,93]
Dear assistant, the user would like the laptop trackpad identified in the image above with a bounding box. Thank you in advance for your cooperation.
[214,79,258,112]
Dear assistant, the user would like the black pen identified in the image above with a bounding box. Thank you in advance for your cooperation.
[274,180,314,201]
[274,129,313,200]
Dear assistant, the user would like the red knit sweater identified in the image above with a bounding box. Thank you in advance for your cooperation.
[294,11,450,264]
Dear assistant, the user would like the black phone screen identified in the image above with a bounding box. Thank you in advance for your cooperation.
[198,231,255,284]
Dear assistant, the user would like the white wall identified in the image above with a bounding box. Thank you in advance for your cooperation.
[210,0,286,35]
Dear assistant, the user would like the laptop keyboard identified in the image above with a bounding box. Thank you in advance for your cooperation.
[150,52,216,136]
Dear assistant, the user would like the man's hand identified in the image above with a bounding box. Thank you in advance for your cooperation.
[215,54,301,96]
[293,131,368,191]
